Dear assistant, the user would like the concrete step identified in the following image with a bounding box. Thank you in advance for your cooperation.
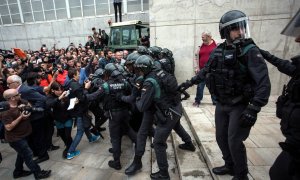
[181,95,282,180]
[171,115,213,180]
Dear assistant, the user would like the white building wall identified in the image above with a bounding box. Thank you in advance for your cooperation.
[149,0,300,95]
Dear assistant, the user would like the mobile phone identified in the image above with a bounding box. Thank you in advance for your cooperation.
[65,90,70,96]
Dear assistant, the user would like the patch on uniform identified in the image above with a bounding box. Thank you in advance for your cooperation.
[142,88,147,92]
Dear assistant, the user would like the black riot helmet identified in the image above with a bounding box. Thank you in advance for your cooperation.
[126,52,141,65]
[92,68,104,79]
[219,10,250,41]
[148,46,161,59]
[134,55,154,75]
[104,63,120,77]
[137,46,149,55]
[160,48,173,58]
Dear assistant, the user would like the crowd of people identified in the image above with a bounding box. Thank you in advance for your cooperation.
[0,9,299,180]
[0,24,195,179]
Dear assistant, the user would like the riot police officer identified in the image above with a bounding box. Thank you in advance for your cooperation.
[159,48,175,75]
[259,9,300,180]
[179,10,271,180]
[101,63,137,170]
[129,55,193,180]
[89,68,107,132]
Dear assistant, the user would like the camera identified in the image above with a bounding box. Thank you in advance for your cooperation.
[18,105,44,115]
[18,105,32,115]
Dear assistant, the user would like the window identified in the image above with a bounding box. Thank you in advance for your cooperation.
[82,0,95,17]
[111,28,121,45]
[69,0,82,18]
[96,0,109,15]
[127,0,140,12]
[21,0,33,22]
[32,0,44,21]
[122,26,137,45]
[54,0,67,19]
[6,0,21,24]
[143,0,148,11]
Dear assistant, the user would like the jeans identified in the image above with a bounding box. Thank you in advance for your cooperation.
[195,81,216,103]
[68,117,84,153]
[9,138,41,173]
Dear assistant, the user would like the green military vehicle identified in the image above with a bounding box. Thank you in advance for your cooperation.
[108,20,149,51]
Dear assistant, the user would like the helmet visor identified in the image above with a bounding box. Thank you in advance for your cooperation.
[281,10,300,38]
[220,17,251,39]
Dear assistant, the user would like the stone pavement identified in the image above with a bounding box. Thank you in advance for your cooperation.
[182,95,284,180]
[0,95,283,180]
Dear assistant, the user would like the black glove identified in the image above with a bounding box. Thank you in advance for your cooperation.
[178,80,193,91]
[131,86,140,97]
[259,48,272,60]
[240,104,261,128]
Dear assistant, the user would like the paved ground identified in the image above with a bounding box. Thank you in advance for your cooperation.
[0,95,282,180]
[182,95,284,180]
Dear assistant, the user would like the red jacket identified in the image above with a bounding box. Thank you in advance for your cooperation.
[56,70,68,85]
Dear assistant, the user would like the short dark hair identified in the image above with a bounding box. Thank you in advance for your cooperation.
[68,68,78,79]
[50,81,62,91]
[92,27,96,31]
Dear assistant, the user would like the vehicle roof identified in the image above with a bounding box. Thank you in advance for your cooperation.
[110,20,149,28]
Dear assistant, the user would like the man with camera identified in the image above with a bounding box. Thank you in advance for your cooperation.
[0,89,51,179]
[7,75,49,164]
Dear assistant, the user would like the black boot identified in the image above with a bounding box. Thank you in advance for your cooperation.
[34,170,51,179]
[125,155,142,175]
[108,159,121,170]
[178,141,196,152]
[13,170,32,178]
[150,170,170,180]
[212,165,234,175]
[232,174,249,180]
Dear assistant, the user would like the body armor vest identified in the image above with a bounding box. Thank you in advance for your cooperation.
[145,69,180,110]
[205,42,254,104]
[102,75,130,110]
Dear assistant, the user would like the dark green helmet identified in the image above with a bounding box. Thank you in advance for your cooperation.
[92,68,104,79]
[148,46,161,59]
[126,52,141,65]
[104,63,120,77]
[134,55,154,75]
[161,48,173,58]
[137,46,149,55]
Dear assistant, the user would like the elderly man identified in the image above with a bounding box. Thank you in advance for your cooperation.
[7,75,49,164]
[193,31,217,107]
[1,89,51,179]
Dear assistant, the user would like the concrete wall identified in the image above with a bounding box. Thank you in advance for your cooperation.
[149,0,300,95]
[0,12,149,51]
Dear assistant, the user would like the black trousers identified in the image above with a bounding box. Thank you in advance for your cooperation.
[215,103,250,176]
[153,103,182,172]
[109,109,136,160]
[113,2,122,22]
[28,119,48,158]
